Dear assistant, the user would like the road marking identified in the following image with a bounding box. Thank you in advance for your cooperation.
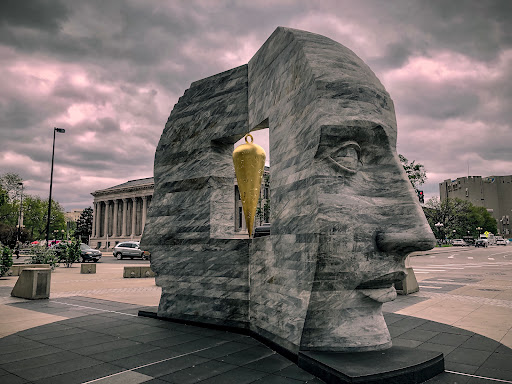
[414,269,446,272]
[434,278,455,281]
[488,257,495,260]
[82,344,227,384]
[448,255,455,259]
[446,370,512,383]
[429,255,436,258]
[468,256,474,259]
[419,285,443,289]
[52,301,139,317]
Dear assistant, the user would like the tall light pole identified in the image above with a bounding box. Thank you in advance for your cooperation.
[45,127,65,247]
[434,222,444,244]
[15,182,24,258]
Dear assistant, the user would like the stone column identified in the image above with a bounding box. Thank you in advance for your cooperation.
[141,196,148,235]
[131,197,136,239]
[121,198,127,237]
[112,199,119,237]
[92,202,97,238]
[103,200,109,238]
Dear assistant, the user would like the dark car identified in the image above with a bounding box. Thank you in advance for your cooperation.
[253,223,271,238]
[475,239,488,248]
[80,243,102,263]
[113,241,150,260]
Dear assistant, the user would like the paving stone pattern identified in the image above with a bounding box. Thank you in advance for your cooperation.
[1,296,511,384]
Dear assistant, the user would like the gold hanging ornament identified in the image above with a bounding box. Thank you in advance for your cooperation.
[233,133,266,237]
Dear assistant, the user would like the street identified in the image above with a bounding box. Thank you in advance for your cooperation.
[410,246,512,294]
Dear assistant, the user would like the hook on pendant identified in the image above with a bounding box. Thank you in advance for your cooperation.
[245,134,254,144]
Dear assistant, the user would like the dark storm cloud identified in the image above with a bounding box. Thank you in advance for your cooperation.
[0,0,69,31]
[0,0,510,210]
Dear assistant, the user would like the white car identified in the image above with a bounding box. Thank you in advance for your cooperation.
[452,239,468,246]
[496,239,508,246]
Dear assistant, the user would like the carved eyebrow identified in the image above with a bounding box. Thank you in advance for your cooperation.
[318,123,382,143]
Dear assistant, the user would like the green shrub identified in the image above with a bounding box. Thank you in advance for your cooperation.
[61,239,81,267]
[1,246,13,277]
[29,245,59,270]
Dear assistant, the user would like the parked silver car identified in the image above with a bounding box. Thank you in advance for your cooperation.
[113,241,150,260]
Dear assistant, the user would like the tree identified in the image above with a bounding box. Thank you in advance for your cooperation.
[423,197,498,240]
[75,207,93,244]
[21,196,66,242]
[399,154,427,193]
[0,173,23,201]
[0,185,18,227]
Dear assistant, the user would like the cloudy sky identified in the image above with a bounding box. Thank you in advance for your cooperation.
[1,0,510,211]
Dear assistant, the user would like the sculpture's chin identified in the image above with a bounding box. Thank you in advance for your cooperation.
[357,286,397,303]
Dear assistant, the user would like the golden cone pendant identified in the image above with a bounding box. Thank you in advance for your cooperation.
[233,134,266,237]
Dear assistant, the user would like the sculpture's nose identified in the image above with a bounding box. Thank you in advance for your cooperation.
[376,226,436,257]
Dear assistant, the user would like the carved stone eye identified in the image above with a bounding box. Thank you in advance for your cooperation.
[327,142,361,174]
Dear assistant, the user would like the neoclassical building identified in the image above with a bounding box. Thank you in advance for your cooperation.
[90,177,154,249]
[90,170,270,249]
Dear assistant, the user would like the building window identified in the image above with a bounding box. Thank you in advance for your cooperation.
[465,188,469,197]
[264,187,269,199]
[238,207,243,228]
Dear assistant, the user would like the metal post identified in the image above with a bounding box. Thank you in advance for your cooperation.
[45,127,65,246]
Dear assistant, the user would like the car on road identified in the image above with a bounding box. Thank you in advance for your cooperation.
[80,244,102,263]
[113,241,150,260]
[253,223,271,238]
[475,239,488,248]
[452,239,468,246]
[497,238,508,246]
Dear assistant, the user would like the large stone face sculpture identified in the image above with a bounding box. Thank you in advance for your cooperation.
[141,27,435,354]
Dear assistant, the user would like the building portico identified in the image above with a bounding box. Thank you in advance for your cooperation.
[90,178,154,250]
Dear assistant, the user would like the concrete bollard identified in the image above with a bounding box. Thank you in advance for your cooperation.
[11,268,51,299]
[81,263,96,274]
[123,266,141,278]
[140,266,156,278]
[7,264,51,276]
[123,266,156,278]
[395,267,420,295]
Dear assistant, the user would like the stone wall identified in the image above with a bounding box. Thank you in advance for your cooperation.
[143,65,251,328]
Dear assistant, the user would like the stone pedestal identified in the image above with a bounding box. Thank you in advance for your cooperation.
[11,268,51,300]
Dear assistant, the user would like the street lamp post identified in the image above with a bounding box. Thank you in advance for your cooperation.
[45,127,65,247]
[476,226,482,238]
[15,182,24,258]
[434,222,444,245]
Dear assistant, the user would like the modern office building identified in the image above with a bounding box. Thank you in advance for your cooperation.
[439,175,512,235]
[90,168,270,249]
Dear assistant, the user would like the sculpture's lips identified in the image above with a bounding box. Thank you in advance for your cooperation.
[356,271,406,290]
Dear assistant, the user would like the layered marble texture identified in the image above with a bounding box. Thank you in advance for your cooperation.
[142,27,435,354]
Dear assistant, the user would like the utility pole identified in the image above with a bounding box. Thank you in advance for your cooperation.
[45,127,65,246]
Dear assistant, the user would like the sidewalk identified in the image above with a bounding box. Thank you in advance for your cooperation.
[1,261,511,383]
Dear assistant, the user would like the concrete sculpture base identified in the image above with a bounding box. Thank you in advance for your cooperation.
[139,310,444,384]
[11,268,51,300]
[299,348,443,384]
